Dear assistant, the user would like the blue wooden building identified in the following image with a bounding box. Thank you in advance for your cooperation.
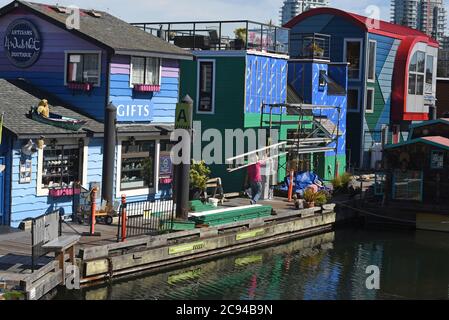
[0,1,192,227]
[285,8,439,169]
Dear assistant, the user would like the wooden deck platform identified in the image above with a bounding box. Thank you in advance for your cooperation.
[0,196,357,300]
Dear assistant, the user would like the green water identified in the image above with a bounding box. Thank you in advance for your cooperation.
[55,227,449,300]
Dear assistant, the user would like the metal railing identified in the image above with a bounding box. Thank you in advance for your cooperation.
[132,20,290,54]
[117,197,175,242]
[290,33,331,60]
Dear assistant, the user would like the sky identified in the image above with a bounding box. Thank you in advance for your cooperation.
[0,0,401,25]
[0,0,447,27]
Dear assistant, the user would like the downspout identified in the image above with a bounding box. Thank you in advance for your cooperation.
[102,49,116,206]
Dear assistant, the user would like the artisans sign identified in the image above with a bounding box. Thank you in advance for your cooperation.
[4,19,42,68]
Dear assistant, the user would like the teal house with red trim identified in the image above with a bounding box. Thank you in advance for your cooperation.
[284,8,439,169]
[0,1,192,227]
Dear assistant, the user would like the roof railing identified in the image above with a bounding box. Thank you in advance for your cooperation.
[132,20,290,55]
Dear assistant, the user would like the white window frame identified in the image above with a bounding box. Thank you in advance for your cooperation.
[116,136,169,198]
[347,87,361,113]
[64,50,102,87]
[36,138,89,197]
[408,50,426,96]
[343,38,363,82]
[367,40,377,83]
[196,59,216,115]
[365,87,375,113]
[129,56,162,88]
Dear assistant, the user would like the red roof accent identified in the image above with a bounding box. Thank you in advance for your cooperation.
[422,136,449,148]
[284,7,439,46]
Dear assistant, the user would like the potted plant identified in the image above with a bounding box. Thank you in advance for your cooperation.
[233,27,247,50]
[303,189,328,208]
[306,42,324,58]
[189,160,211,200]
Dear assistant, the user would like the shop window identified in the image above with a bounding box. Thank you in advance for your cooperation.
[347,88,360,112]
[344,39,362,80]
[366,87,375,113]
[408,51,425,95]
[131,56,161,86]
[431,150,444,169]
[120,140,156,191]
[197,60,215,113]
[41,145,82,190]
[66,52,101,85]
[367,40,376,82]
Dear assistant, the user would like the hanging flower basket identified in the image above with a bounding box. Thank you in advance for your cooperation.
[133,84,161,93]
[67,82,93,92]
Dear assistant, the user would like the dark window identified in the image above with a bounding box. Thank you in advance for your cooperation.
[345,41,361,79]
[319,70,326,88]
[67,53,100,85]
[368,41,376,81]
[366,88,374,112]
[198,61,214,113]
[347,89,359,111]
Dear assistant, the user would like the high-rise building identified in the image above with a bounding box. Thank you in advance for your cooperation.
[279,0,330,26]
[391,0,447,43]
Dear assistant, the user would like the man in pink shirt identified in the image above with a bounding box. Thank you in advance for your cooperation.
[246,154,263,205]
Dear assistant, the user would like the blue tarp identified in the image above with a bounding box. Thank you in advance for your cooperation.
[277,171,330,196]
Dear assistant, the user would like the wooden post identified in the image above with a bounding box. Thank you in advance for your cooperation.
[288,170,294,202]
[90,187,97,235]
[83,187,101,236]
[121,195,127,242]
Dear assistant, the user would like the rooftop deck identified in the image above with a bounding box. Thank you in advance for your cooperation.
[132,20,290,55]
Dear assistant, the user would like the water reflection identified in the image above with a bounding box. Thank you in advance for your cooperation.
[55,227,449,300]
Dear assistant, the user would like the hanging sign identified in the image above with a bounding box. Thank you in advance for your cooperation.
[175,102,192,129]
[4,19,42,68]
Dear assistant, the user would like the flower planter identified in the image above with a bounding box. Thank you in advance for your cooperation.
[67,82,93,92]
[49,187,81,197]
[133,84,161,93]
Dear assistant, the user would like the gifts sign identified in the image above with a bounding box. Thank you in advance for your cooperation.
[4,19,42,68]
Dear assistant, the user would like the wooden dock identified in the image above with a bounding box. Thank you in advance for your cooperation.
[0,197,357,300]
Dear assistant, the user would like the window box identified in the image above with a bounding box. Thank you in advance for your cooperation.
[49,187,80,197]
[133,84,161,92]
[67,82,93,92]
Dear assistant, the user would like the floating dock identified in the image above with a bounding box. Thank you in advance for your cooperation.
[0,197,358,300]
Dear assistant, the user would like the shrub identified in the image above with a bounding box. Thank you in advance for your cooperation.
[190,160,211,191]
[331,172,352,193]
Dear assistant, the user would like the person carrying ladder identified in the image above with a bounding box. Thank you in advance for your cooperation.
[246,154,264,205]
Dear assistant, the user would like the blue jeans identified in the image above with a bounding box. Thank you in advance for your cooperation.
[250,181,262,203]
